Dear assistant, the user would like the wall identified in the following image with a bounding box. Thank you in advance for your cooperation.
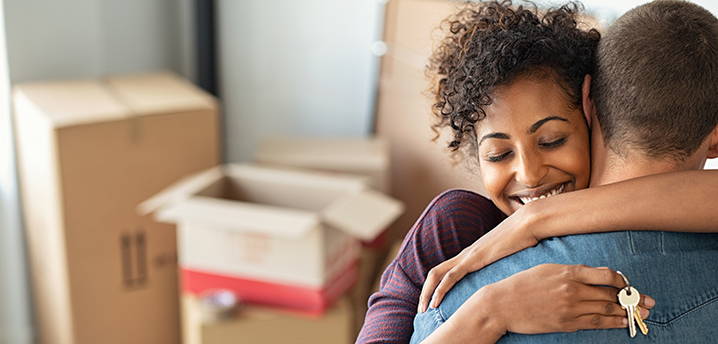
[3,0,194,83]
[217,0,386,162]
[0,2,33,341]
[581,0,718,24]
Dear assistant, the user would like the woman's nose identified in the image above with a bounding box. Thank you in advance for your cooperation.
[514,151,548,187]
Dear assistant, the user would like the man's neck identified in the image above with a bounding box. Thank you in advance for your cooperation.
[588,120,681,187]
[589,152,679,186]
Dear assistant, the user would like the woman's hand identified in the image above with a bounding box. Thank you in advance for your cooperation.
[419,210,540,313]
[484,264,654,335]
[419,264,656,344]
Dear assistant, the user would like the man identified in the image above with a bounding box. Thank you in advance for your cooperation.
[411,1,718,342]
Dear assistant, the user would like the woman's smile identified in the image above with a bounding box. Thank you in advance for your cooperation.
[511,181,567,205]
[476,75,591,215]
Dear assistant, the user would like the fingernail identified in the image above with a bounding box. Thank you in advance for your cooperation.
[622,317,628,325]
[645,297,655,307]
[597,266,610,269]
[417,302,424,313]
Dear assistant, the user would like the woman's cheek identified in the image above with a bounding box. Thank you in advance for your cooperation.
[479,164,511,211]
[563,146,591,189]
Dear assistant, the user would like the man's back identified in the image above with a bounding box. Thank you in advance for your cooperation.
[412,231,718,343]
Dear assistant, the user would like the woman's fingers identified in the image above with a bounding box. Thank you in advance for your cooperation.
[430,266,467,308]
[577,299,629,317]
[419,259,454,313]
[567,264,626,289]
[640,293,656,310]
[573,314,627,330]
[567,265,656,313]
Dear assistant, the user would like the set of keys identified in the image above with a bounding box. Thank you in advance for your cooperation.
[617,271,648,337]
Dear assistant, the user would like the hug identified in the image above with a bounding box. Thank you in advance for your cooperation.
[358,0,718,343]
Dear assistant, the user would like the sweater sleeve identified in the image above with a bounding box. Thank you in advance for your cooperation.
[356,189,505,344]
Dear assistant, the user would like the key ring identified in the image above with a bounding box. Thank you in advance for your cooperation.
[616,271,631,289]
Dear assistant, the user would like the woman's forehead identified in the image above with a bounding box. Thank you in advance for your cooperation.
[480,78,582,129]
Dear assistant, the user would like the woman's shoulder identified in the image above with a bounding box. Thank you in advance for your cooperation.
[393,189,504,282]
[428,188,502,215]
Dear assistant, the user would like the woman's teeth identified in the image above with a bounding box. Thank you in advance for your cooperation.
[518,184,566,205]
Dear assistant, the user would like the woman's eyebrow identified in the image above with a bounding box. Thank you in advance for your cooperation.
[528,116,568,134]
[479,132,510,146]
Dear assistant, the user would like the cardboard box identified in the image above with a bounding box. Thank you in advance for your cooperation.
[254,136,391,193]
[13,72,220,344]
[138,164,404,313]
[376,0,491,244]
[181,293,354,344]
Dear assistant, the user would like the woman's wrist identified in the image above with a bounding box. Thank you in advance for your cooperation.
[467,283,508,339]
[514,200,547,241]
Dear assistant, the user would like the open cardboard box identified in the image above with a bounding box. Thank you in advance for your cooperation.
[254,136,391,193]
[139,164,404,313]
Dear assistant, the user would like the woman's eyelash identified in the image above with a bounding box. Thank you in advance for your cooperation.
[484,137,566,162]
[486,152,511,163]
[541,137,567,148]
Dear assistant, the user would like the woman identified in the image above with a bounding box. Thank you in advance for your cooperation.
[357,1,717,343]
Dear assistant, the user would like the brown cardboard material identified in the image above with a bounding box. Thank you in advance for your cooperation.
[13,72,220,344]
[139,164,404,289]
[254,136,391,193]
[181,293,354,344]
[252,137,395,329]
[376,0,490,243]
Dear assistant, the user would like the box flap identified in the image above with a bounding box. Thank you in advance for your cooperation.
[254,136,388,172]
[12,81,129,128]
[322,189,404,241]
[136,166,224,216]
[157,196,320,239]
[104,71,217,116]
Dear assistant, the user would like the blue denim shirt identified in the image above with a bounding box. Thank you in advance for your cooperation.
[411,231,718,343]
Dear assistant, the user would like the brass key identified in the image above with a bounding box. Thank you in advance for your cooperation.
[633,305,649,335]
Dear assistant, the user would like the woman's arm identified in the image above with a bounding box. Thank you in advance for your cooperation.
[418,264,653,344]
[419,169,718,311]
[528,170,718,238]
[357,189,504,343]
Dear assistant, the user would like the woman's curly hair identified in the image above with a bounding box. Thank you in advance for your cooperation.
[427,0,600,161]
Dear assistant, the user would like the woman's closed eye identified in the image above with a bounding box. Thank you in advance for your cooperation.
[485,151,512,163]
[540,137,567,149]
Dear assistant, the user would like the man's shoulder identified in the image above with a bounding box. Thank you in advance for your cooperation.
[453,230,718,293]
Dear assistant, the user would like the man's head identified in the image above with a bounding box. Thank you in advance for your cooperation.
[592,0,718,169]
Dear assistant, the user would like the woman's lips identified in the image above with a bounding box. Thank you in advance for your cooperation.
[512,182,568,205]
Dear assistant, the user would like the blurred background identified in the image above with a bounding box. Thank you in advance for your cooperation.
[1,0,717,343]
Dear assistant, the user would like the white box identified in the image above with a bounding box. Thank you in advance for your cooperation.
[254,136,391,193]
[139,164,404,289]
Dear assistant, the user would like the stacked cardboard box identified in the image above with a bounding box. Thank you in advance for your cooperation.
[254,136,391,194]
[375,0,491,245]
[13,72,220,344]
[139,164,404,316]
[253,136,395,333]
[182,293,354,344]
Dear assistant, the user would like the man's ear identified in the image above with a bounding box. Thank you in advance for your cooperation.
[581,74,594,129]
[707,124,718,159]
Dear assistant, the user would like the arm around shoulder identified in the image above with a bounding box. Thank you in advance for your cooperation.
[527,169,718,240]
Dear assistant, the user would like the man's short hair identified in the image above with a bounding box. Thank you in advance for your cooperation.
[593,0,718,162]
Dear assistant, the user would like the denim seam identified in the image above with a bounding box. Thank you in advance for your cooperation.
[434,307,447,325]
[628,231,635,255]
[644,291,718,326]
[660,231,665,254]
